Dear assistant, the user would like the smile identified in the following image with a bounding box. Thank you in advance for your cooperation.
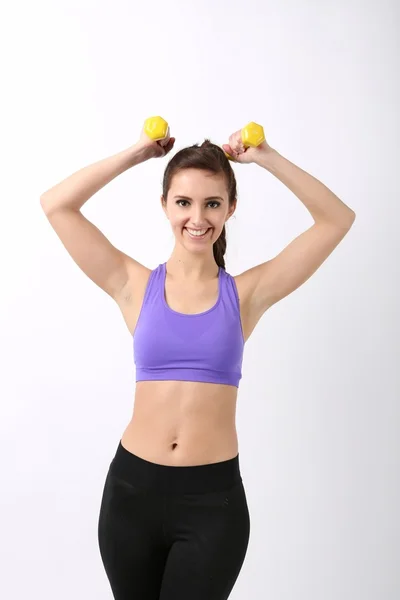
[184,227,211,240]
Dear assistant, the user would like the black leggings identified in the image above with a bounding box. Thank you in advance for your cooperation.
[98,440,251,600]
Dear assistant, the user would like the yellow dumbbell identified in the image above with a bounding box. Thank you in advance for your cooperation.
[143,116,169,141]
[224,121,265,161]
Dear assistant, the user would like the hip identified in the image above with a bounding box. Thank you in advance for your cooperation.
[98,440,250,556]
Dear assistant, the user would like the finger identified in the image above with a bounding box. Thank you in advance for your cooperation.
[164,137,175,154]
[157,137,175,156]
[222,144,237,161]
[229,130,245,154]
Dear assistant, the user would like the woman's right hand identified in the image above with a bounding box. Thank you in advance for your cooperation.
[137,125,176,160]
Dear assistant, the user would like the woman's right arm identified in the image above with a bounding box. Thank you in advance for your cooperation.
[40,143,153,300]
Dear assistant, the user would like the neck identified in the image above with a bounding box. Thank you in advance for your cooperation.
[166,253,219,280]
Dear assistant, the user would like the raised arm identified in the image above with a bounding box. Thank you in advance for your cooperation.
[40,119,175,300]
[223,127,356,318]
[40,144,150,299]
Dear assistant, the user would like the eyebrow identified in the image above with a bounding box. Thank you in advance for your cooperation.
[173,195,225,202]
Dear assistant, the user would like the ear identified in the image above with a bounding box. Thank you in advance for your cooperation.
[226,198,237,221]
[161,195,168,218]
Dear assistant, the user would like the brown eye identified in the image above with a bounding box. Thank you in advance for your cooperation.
[176,200,220,208]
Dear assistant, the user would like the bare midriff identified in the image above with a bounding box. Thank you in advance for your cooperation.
[121,379,239,466]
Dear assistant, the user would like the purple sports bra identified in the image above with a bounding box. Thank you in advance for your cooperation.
[133,262,244,387]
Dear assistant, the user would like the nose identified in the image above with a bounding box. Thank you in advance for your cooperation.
[190,207,208,228]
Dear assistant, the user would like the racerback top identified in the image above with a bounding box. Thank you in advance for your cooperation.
[133,262,244,387]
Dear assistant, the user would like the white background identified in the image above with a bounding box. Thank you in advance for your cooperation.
[1,0,398,599]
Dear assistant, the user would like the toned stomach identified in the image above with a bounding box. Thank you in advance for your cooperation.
[121,379,239,466]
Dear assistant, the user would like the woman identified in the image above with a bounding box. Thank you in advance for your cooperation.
[40,121,356,600]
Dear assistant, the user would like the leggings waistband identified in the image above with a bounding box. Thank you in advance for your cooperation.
[109,440,242,494]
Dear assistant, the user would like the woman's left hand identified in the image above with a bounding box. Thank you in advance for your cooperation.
[222,129,274,164]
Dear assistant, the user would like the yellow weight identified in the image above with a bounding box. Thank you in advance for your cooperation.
[225,121,265,161]
[241,121,265,148]
[144,116,169,141]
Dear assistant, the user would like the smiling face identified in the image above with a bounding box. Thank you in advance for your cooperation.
[161,169,236,253]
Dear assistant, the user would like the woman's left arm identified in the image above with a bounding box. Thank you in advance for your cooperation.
[231,142,356,313]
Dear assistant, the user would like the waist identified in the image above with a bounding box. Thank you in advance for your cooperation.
[122,380,239,466]
[110,439,242,494]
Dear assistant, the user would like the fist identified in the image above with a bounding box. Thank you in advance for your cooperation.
[222,129,272,164]
[138,126,176,160]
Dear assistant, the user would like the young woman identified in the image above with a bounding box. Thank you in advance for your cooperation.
[40,121,356,600]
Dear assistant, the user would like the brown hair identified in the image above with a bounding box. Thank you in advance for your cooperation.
[161,139,237,270]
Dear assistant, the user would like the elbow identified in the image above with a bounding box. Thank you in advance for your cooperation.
[40,193,49,207]
[339,210,356,229]
[320,211,356,231]
[40,193,57,216]
[40,194,48,213]
[348,210,356,227]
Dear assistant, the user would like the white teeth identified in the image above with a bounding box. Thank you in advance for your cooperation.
[186,228,209,236]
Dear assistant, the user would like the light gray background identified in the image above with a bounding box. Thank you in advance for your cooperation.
[1,0,398,599]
